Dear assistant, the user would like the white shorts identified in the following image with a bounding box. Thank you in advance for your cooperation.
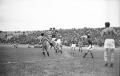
[71,44,76,48]
[104,39,115,49]
[56,39,61,44]
[51,38,56,41]
[87,45,94,50]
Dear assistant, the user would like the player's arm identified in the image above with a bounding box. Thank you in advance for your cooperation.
[113,28,117,37]
[45,36,51,43]
[101,30,105,37]
[112,29,118,42]
[101,29,106,41]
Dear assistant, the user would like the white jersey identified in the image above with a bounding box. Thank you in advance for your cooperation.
[56,39,61,44]
[51,38,56,41]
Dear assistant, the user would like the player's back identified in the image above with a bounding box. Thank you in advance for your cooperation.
[102,27,116,39]
[40,36,48,46]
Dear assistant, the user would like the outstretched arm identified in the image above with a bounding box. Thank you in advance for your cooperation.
[45,37,51,43]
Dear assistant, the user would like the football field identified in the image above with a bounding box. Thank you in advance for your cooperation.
[0,45,119,76]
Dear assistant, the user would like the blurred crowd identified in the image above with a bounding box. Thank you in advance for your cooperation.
[0,27,120,46]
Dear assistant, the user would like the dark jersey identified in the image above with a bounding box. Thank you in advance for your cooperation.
[51,34,56,38]
[88,40,92,45]
[87,35,92,45]
[72,40,76,44]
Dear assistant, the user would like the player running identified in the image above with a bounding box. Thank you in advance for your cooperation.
[83,34,94,58]
[101,22,117,67]
[39,33,50,57]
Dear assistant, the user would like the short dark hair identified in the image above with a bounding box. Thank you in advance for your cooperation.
[41,33,44,36]
[105,22,110,27]
[50,28,52,30]
[87,34,90,38]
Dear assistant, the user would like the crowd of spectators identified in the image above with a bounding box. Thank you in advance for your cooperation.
[0,27,120,47]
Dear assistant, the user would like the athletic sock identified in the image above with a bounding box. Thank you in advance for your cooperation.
[105,62,108,66]
[47,52,49,56]
[90,53,94,58]
[42,52,45,56]
[83,53,87,58]
[110,63,113,67]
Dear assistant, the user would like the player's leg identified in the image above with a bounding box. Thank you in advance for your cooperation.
[50,42,54,49]
[59,49,62,54]
[42,48,46,56]
[60,44,62,49]
[71,44,73,51]
[16,44,18,48]
[109,39,115,67]
[71,44,74,54]
[83,50,89,58]
[73,44,76,51]
[56,44,59,54]
[73,44,76,54]
[83,45,90,58]
[90,45,94,58]
[81,46,82,52]
[109,48,114,67]
[45,45,49,56]
[83,48,89,58]
[90,49,94,58]
[49,42,53,49]
[104,48,109,66]
[71,44,73,54]
[58,44,62,54]
[80,46,82,52]
[13,44,17,48]
[73,47,75,51]
[28,44,31,48]
[79,46,82,52]
[46,49,49,56]
[78,47,80,52]
[54,44,58,54]
[53,42,57,50]
[104,39,110,66]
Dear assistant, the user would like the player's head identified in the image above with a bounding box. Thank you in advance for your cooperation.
[50,28,52,31]
[105,22,110,28]
[55,30,58,33]
[41,33,44,36]
[87,34,90,38]
[53,27,55,30]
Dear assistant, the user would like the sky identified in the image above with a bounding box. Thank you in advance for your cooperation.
[0,0,120,31]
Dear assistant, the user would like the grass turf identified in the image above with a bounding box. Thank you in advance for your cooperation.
[0,46,119,76]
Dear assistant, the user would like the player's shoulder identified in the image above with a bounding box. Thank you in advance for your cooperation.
[108,27,116,32]
[102,27,110,32]
[109,27,114,29]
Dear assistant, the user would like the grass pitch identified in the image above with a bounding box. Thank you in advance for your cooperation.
[0,45,119,76]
